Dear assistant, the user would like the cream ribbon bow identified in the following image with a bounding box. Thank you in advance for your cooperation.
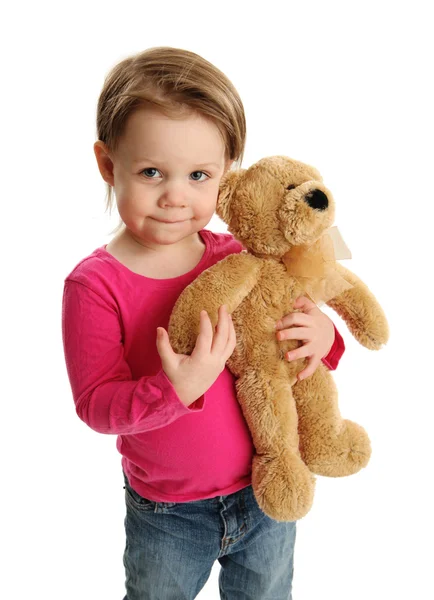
[281,226,353,306]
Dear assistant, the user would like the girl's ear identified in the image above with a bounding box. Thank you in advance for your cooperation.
[216,169,245,224]
[94,141,115,186]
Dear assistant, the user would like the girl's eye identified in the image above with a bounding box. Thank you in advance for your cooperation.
[141,168,209,182]
[190,171,208,182]
[142,168,160,178]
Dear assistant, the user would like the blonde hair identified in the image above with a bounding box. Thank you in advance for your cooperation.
[95,46,247,236]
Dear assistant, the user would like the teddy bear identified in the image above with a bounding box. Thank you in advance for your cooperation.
[168,156,389,522]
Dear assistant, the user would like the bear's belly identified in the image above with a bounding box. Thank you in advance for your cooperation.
[227,261,308,378]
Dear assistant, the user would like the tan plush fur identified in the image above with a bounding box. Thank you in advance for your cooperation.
[168,156,389,522]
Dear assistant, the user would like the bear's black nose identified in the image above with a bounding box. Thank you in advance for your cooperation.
[304,189,328,211]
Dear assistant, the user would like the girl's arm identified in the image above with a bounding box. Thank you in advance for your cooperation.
[62,281,204,436]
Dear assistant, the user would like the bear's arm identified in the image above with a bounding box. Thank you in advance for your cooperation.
[168,252,262,355]
[325,263,389,350]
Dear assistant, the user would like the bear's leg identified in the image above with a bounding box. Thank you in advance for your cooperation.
[292,364,371,477]
[235,368,315,522]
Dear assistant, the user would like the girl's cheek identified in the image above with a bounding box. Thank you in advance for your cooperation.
[197,206,216,220]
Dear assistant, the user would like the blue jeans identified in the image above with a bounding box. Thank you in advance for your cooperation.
[122,471,296,599]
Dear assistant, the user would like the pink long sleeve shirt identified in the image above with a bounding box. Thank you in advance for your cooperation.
[62,229,345,502]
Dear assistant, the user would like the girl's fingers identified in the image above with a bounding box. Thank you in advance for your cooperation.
[276,312,311,330]
[155,327,178,372]
[293,296,318,312]
[211,305,229,354]
[277,327,312,342]
[224,313,237,358]
[297,357,321,381]
[155,327,170,357]
[191,310,214,357]
[285,344,312,362]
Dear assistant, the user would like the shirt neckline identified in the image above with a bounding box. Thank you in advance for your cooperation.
[95,229,213,288]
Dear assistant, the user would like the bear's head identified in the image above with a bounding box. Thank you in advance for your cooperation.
[217,156,336,258]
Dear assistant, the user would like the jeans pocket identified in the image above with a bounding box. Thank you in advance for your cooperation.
[123,475,178,511]
[124,478,158,512]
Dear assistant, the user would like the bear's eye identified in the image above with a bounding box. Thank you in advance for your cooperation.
[286,184,296,191]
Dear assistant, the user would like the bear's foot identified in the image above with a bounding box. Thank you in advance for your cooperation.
[301,419,371,477]
[252,450,316,521]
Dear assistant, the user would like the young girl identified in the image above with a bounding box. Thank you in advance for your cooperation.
[62,47,345,600]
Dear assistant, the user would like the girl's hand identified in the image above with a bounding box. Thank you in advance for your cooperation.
[275,296,335,381]
[156,305,236,407]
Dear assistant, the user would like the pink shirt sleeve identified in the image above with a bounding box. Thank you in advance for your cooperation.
[321,323,345,370]
[62,280,204,435]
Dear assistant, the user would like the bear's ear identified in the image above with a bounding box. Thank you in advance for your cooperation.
[216,169,245,223]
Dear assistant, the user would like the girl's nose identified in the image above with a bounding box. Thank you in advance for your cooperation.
[159,183,188,208]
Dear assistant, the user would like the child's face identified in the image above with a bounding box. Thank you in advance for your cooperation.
[95,107,232,250]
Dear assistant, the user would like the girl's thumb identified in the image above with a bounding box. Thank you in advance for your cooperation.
[156,327,172,357]
[294,295,315,310]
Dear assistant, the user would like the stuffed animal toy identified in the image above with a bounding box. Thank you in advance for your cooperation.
[168,156,389,522]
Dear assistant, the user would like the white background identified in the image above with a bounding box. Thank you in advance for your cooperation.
[2,0,433,598]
